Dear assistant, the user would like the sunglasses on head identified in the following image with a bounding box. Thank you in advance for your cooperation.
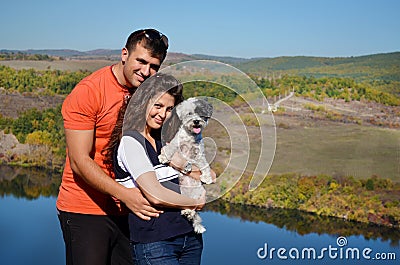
[140,29,169,49]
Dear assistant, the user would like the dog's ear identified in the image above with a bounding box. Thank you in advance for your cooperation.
[161,107,182,145]
[195,98,213,118]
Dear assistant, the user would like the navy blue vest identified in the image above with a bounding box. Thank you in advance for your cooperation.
[114,130,193,243]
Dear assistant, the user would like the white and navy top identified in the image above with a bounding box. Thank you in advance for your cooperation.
[114,130,193,243]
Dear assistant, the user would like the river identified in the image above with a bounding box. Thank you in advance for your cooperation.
[0,165,398,265]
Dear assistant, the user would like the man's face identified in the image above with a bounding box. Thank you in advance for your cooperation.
[122,44,162,89]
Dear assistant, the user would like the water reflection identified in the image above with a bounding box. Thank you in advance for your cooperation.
[0,165,60,199]
[205,201,400,247]
[1,165,399,247]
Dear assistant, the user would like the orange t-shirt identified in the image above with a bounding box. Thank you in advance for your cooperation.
[56,65,130,215]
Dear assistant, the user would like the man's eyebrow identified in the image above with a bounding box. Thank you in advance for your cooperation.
[136,57,160,68]
[136,57,148,63]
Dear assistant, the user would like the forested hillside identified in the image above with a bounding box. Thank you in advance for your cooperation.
[234,52,400,82]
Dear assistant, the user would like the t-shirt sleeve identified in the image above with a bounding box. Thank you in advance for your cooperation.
[62,81,99,130]
[118,136,154,181]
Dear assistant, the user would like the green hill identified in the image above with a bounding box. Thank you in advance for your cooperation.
[234,52,400,82]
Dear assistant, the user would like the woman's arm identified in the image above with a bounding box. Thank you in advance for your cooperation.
[136,172,205,210]
[119,136,204,210]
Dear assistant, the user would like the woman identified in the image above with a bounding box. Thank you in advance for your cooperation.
[103,73,204,265]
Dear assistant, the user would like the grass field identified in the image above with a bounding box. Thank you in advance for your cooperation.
[270,120,399,180]
[207,114,400,182]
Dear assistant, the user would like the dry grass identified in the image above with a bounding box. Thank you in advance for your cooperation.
[207,114,400,182]
[268,119,399,180]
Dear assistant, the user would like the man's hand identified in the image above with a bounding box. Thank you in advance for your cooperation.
[119,186,163,220]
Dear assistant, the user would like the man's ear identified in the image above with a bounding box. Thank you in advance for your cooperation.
[121,47,129,64]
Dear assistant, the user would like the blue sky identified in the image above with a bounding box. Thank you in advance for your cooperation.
[1,0,399,58]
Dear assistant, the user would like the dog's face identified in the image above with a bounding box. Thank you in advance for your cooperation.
[175,98,213,135]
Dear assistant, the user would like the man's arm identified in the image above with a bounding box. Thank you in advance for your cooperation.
[65,129,162,220]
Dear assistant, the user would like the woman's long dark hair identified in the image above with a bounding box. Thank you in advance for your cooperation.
[102,73,183,174]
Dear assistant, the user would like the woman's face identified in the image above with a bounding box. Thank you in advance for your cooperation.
[146,93,175,130]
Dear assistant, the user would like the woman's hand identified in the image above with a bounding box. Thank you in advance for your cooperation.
[187,165,201,181]
[169,151,217,183]
[187,166,217,183]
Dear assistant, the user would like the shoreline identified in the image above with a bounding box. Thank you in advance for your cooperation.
[1,163,398,229]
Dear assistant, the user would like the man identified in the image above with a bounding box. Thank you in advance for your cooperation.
[57,29,169,265]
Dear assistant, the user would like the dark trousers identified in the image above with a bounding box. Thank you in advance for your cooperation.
[58,210,134,265]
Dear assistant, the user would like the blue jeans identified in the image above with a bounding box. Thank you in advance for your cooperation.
[131,232,203,265]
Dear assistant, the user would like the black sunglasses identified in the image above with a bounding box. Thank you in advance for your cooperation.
[140,29,169,49]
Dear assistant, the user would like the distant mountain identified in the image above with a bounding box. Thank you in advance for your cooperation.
[191,54,250,64]
[0,49,246,63]
[0,49,197,63]
[84,49,121,56]
[26,49,87,57]
[0,49,120,58]
[164,52,197,64]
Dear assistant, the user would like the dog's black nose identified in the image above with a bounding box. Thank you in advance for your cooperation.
[193,120,200,125]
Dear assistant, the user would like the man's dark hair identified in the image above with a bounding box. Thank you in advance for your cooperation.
[125,28,168,62]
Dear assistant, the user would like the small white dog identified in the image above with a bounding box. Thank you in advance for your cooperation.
[159,97,213,233]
